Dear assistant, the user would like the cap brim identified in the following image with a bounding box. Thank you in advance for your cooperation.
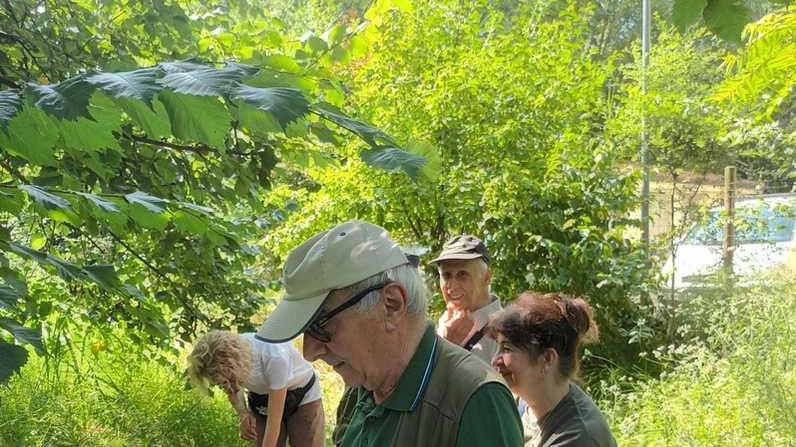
[256,291,327,343]
[429,252,485,264]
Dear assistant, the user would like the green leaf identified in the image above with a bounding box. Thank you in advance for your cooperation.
[0,318,43,352]
[85,67,164,106]
[262,55,302,74]
[406,141,440,182]
[311,103,396,146]
[0,189,23,214]
[0,284,19,310]
[232,85,309,130]
[173,210,208,235]
[704,0,751,44]
[59,96,122,153]
[672,0,708,32]
[117,97,172,138]
[77,192,120,213]
[159,64,257,97]
[360,146,426,180]
[0,340,27,384]
[25,76,96,120]
[306,35,328,53]
[125,191,168,213]
[18,185,72,210]
[325,23,347,44]
[83,264,122,291]
[233,100,282,137]
[1,241,84,281]
[128,204,170,231]
[0,90,22,131]
[0,106,59,165]
[159,90,230,150]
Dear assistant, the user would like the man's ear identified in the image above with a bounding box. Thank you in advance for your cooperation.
[382,282,409,330]
[484,266,493,285]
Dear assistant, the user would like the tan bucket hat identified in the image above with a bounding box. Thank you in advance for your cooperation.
[256,220,409,342]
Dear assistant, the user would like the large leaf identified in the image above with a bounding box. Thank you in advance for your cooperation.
[1,241,84,281]
[77,192,121,213]
[360,146,426,180]
[0,188,23,214]
[159,90,230,150]
[0,318,44,352]
[406,141,440,182]
[25,76,96,120]
[117,97,172,138]
[0,341,27,384]
[0,90,22,131]
[159,64,257,97]
[85,67,163,106]
[704,0,751,44]
[0,283,19,310]
[125,191,168,213]
[232,85,310,130]
[59,93,123,153]
[311,103,396,146]
[18,185,72,210]
[0,106,59,166]
[83,264,122,291]
[672,0,708,32]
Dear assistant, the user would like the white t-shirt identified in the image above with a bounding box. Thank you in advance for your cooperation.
[240,333,321,406]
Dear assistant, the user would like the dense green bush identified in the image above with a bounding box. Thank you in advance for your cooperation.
[598,273,796,446]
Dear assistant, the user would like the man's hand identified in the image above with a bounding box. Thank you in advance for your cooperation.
[439,303,475,346]
[239,413,257,441]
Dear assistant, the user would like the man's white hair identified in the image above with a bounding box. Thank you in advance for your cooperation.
[344,264,429,315]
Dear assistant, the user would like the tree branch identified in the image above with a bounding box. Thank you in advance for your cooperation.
[123,133,215,155]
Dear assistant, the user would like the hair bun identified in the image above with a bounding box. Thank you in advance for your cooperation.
[563,298,599,344]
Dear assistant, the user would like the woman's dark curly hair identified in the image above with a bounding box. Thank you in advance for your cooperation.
[487,291,599,379]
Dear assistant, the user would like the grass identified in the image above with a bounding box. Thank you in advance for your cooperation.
[599,272,796,447]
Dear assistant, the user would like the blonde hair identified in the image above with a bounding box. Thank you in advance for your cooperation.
[187,330,253,394]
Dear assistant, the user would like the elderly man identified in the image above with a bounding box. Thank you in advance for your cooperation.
[431,235,503,365]
[257,220,523,446]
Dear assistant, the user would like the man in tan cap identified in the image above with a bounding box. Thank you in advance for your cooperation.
[257,220,523,447]
[430,235,503,365]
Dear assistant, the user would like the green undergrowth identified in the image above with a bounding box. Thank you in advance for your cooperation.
[0,350,247,447]
[598,274,796,446]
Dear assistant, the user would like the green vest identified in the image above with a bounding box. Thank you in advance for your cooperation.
[391,333,507,446]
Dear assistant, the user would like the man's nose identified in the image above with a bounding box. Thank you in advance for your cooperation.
[491,354,503,369]
[302,334,326,362]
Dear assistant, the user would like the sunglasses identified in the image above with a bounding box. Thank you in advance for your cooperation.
[305,283,388,343]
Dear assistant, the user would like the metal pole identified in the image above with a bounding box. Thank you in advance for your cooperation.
[722,166,737,272]
[641,0,651,252]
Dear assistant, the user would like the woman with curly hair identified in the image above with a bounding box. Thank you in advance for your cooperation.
[187,330,324,447]
[487,292,616,447]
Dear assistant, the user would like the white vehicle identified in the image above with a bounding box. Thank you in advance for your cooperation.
[664,194,796,290]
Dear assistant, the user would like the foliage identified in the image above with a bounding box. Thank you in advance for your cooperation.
[0,341,248,447]
[714,8,796,189]
[600,273,796,446]
[670,0,792,43]
[256,0,657,375]
[0,0,428,383]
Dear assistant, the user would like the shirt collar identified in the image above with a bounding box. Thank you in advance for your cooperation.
[382,323,437,412]
[469,294,502,328]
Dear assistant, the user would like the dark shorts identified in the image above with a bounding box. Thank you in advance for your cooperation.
[246,373,316,421]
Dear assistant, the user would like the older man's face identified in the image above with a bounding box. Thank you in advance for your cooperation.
[302,288,386,390]
[438,259,491,312]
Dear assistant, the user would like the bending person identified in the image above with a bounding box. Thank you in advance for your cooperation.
[187,330,324,447]
[488,292,617,447]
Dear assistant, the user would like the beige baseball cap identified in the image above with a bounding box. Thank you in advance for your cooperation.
[256,220,409,342]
